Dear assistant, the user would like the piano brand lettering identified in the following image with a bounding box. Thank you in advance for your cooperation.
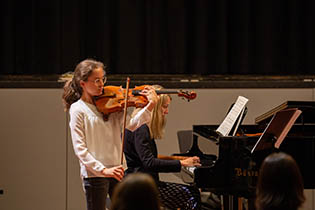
[234,168,258,177]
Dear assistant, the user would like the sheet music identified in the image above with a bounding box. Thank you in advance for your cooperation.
[216,96,249,136]
[232,106,245,136]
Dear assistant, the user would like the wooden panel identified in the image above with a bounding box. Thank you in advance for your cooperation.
[0,89,66,210]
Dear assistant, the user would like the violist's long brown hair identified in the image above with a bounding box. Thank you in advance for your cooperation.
[62,59,105,111]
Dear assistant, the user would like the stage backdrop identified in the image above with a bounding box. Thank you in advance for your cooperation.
[1,0,315,75]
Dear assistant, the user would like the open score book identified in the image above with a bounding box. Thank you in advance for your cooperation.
[216,96,249,136]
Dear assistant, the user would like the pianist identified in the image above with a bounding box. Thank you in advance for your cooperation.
[255,152,305,210]
[123,87,202,210]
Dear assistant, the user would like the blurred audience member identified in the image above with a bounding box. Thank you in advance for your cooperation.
[255,152,305,210]
[110,173,160,210]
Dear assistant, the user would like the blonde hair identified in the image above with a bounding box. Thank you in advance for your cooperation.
[130,85,171,139]
[149,92,170,139]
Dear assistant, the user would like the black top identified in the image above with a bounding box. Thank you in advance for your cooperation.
[124,124,181,181]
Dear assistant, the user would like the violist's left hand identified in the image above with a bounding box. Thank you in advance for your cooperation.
[139,86,158,111]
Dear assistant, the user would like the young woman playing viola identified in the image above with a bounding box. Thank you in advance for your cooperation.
[62,58,158,210]
[123,86,202,210]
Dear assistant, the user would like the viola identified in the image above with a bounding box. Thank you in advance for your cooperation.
[93,85,197,120]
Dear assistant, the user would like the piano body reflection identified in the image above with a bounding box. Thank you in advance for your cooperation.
[177,101,315,199]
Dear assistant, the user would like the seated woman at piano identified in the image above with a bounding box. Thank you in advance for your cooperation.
[255,152,305,210]
[123,86,202,210]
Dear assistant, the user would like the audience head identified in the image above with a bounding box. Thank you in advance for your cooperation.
[110,173,160,210]
[255,152,305,210]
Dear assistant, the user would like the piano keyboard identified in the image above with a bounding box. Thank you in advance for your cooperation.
[181,160,216,184]
[184,166,196,175]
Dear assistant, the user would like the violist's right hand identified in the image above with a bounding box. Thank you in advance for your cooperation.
[102,165,124,181]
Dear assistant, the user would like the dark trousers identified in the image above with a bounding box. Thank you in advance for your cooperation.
[83,177,118,210]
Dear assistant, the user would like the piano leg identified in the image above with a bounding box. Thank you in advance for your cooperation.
[237,197,252,210]
[221,195,234,210]
[222,195,249,210]
[229,195,234,210]
[220,195,224,210]
[238,197,243,210]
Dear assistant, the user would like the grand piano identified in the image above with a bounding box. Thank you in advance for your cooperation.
[178,101,315,207]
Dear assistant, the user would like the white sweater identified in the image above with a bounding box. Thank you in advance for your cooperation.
[69,99,151,178]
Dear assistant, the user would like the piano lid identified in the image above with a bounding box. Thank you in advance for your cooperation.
[255,101,315,124]
[193,125,221,142]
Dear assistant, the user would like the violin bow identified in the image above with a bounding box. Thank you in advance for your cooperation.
[120,77,130,165]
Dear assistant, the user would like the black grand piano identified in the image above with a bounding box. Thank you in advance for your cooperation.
[177,101,315,208]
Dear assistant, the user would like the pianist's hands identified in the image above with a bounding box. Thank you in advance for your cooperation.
[180,156,201,167]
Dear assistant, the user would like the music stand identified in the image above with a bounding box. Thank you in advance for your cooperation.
[251,108,302,153]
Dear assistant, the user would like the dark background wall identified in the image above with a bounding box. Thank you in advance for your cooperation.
[2,0,315,75]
